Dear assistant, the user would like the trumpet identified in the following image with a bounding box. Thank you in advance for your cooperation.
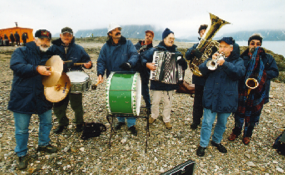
[206,52,225,70]
[245,78,259,96]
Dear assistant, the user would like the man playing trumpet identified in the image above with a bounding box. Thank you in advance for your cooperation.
[228,34,279,145]
[196,37,245,156]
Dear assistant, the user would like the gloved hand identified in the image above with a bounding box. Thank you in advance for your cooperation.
[177,58,187,67]
[191,49,202,58]
[119,62,132,70]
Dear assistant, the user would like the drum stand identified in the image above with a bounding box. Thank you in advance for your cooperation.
[106,110,150,153]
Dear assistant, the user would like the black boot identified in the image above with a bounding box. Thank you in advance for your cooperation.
[18,155,28,170]
[54,125,68,134]
[76,124,84,132]
[128,126,137,136]
[115,122,125,130]
[196,146,206,157]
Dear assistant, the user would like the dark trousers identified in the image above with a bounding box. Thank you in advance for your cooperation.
[192,84,204,124]
[53,93,84,126]
[16,40,20,46]
[232,109,262,137]
[141,80,151,110]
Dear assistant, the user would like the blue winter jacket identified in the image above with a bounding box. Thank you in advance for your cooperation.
[141,41,187,91]
[134,41,153,83]
[185,43,207,86]
[49,38,92,73]
[240,48,279,104]
[199,46,245,113]
[97,36,139,77]
[8,41,53,114]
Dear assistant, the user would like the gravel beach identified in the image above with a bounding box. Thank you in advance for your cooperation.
[0,40,284,174]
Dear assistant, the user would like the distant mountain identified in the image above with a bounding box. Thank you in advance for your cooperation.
[74,25,164,41]
[223,30,285,41]
[54,25,285,42]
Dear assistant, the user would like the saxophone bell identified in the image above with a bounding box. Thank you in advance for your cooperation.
[245,78,259,96]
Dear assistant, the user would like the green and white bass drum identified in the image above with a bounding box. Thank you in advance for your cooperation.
[106,72,141,116]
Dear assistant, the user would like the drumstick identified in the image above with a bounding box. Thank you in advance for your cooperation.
[63,60,72,63]
[91,82,100,90]
[74,61,97,66]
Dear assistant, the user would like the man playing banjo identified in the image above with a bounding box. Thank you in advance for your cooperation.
[49,27,92,134]
[97,23,139,136]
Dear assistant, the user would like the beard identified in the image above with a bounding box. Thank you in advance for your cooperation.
[39,45,50,52]
[249,47,256,53]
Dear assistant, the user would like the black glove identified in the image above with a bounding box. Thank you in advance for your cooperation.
[177,58,187,67]
[119,62,132,70]
[191,49,202,58]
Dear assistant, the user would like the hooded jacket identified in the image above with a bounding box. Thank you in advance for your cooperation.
[97,36,139,77]
[8,41,53,114]
[49,38,92,72]
[140,41,187,91]
[240,48,279,104]
[199,45,245,113]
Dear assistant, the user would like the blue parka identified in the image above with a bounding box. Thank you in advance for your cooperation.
[240,48,279,104]
[199,46,245,113]
[134,41,153,83]
[185,43,207,86]
[97,36,139,77]
[8,41,53,114]
[141,41,187,91]
[49,38,92,73]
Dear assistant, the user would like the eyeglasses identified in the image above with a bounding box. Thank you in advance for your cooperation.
[250,41,261,46]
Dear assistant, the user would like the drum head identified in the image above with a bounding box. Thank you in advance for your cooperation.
[66,71,89,83]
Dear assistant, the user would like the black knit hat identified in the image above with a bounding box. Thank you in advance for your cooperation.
[218,37,235,45]
[198,24,208,34]
[162,28,174,40]
[248,34,263,46]
[35,29,52,39]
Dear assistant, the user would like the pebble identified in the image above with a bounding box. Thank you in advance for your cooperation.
[276,167,284,173]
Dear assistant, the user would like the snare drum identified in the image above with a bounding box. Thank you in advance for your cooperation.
[66,71,91,93]
[106,72,141,116]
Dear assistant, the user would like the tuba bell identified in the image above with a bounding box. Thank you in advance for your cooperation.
[190,13,230,77]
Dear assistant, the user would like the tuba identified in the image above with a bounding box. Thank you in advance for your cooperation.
[190,13,230,77]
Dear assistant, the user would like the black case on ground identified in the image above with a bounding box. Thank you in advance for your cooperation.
[160,160,195,175]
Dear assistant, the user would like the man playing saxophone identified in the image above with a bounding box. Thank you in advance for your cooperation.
[228,34,279,145]
[196,37,245,157]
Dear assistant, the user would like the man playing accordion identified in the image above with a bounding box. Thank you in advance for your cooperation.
[141,28,187,130]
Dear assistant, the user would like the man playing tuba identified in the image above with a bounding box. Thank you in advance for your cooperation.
[228,34,279,145]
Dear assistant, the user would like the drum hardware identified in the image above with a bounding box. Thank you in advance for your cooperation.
[206,52,225,70]
[66,71,91,93]
[105,71,150,153]
[42,56,63,87]
[245,78,259,96]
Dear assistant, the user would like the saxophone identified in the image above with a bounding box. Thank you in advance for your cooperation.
[190,13,230,77]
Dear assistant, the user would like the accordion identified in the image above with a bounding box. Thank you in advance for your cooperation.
[150,51,184,84]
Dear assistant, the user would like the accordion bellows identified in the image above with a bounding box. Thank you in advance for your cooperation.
[150,51,183,84]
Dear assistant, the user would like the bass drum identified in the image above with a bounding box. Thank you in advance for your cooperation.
[106,72,141,116]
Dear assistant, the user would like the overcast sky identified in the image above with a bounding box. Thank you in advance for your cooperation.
[1,0,285,38]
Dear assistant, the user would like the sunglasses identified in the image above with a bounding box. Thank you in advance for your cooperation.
[250,41,261,46]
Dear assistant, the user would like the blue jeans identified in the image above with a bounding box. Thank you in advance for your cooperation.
[200,108,231,147]
[117,117,136,128]
[141,81,151,110]
[14,110,52,157]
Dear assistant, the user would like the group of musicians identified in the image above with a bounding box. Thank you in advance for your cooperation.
[8,23,279,169]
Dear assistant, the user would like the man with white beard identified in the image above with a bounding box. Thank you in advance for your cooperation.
[8,29,57,170]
